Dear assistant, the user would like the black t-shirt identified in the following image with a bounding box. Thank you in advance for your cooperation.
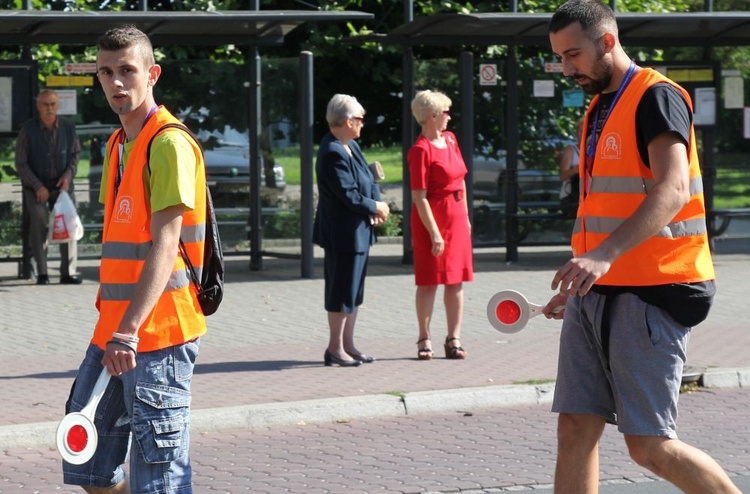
[587,80,714,327]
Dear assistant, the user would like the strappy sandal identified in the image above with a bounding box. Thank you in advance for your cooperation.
[416,338,433,360]
[444,337,467,359]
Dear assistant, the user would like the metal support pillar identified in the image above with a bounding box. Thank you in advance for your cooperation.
[401,48,415,265]
[504,46,520,263]
[459,51,474,226]
[248,46,263,271]
[300,52,315,279]
[401,0,415,265]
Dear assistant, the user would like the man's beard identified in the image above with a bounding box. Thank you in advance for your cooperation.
[574,53,613,95]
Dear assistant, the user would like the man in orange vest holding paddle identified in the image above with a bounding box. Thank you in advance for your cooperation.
[544,1,739,493]
[63,25,207,493]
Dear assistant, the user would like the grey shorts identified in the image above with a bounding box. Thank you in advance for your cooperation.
[552,292,691,439]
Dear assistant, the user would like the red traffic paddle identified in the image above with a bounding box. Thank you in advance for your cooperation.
[487,289,564,334]
[56,368,111,465]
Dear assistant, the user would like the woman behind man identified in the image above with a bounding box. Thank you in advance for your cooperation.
[408,90,474,360]
[558,117,584,218]
[313,94,390,367]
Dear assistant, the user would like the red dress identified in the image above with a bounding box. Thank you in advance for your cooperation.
[408,131,474,286]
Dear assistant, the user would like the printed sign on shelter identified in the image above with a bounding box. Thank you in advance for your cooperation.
[479,64,497,86]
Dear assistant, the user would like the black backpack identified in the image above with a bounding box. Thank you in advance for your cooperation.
[147,123,225,316]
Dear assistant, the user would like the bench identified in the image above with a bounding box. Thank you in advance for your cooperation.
[707,208,750,238]
[473,200,573,245]
[1,184,293,278]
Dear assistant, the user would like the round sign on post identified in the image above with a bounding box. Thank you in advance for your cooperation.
[479,63,497,86]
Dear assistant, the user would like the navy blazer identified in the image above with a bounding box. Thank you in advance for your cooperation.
[313,132,382,253]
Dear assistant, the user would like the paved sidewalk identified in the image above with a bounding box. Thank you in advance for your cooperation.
[2,387,749,493]
[0,243,748,449]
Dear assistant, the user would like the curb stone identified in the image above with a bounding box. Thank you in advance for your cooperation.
[0,384,544,450]
[1,372,747,452]
[403,384,555,415]
[701,367,749,388]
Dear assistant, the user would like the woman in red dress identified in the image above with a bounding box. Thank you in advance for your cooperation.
[408,90,474,360]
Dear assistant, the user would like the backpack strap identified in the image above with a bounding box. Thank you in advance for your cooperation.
[146,123,204,176]
[145,123,207,293]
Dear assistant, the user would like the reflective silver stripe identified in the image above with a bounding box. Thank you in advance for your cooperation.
[588,175,703,195]
[657,218,707,238]
[102,241,153,261]
[572,217,582,234]
[101,224,204,262]
[100,282,136,301]
[583,216,625,234]
[181,223,206,244]
[583,215,706,238]
[589,176,649,194]
[689,176,704,195]
[166,268,192,291]
[100,269,193,301]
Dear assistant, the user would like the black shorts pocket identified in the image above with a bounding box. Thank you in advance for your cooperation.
[133,382,191,464]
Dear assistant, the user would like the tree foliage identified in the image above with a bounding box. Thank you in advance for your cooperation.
[7,0,750,161]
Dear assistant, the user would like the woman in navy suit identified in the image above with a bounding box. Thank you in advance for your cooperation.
[313,94,390,367]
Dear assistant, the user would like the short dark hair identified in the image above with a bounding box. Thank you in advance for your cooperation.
[549,0,617,40]
[97,24,155,66]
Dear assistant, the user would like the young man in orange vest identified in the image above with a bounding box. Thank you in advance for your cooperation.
[63,25,207,493]
[543,1,740,493]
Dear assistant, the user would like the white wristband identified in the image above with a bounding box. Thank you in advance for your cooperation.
[112,332,140,343]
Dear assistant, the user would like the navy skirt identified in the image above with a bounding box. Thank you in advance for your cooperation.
[323,250,369,313]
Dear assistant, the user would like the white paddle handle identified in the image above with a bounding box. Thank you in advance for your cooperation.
[80,368,111,419]
[528,303,565,318]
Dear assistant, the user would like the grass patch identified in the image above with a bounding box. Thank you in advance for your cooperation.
[3,145,748,211]
[383,391,406,400]
[713,167,750,209]
[512,378,556,386]
[272,145,403,185]
[680,382,701,394]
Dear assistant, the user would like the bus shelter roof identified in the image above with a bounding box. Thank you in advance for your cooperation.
[0,9,373,46]
[372,11,750,47]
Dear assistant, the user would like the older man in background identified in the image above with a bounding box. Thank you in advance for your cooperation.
[15,88,82,285]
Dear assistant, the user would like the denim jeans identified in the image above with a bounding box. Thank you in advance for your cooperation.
[63,340,200,493]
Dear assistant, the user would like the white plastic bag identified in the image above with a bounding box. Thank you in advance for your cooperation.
[48,191,84,244]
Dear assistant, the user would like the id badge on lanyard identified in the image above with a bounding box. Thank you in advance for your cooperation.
[584,61,637,195]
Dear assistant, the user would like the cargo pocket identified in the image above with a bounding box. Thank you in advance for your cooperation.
[133,382,191,464]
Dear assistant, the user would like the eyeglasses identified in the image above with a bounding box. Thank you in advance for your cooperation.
[351,116,365,123]
[442,110,450,115]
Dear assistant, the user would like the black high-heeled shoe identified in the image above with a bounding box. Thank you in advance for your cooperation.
[324,350,362,367]
[348,352,376,364]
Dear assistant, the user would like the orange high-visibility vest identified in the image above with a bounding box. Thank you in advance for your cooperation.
[91,107,207,352]
[573,68,715,286]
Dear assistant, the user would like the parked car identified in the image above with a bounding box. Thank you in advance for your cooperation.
[203,144,286,196]
[87,132,286,206]
[473,137,575,203]
[473,156,560,203]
